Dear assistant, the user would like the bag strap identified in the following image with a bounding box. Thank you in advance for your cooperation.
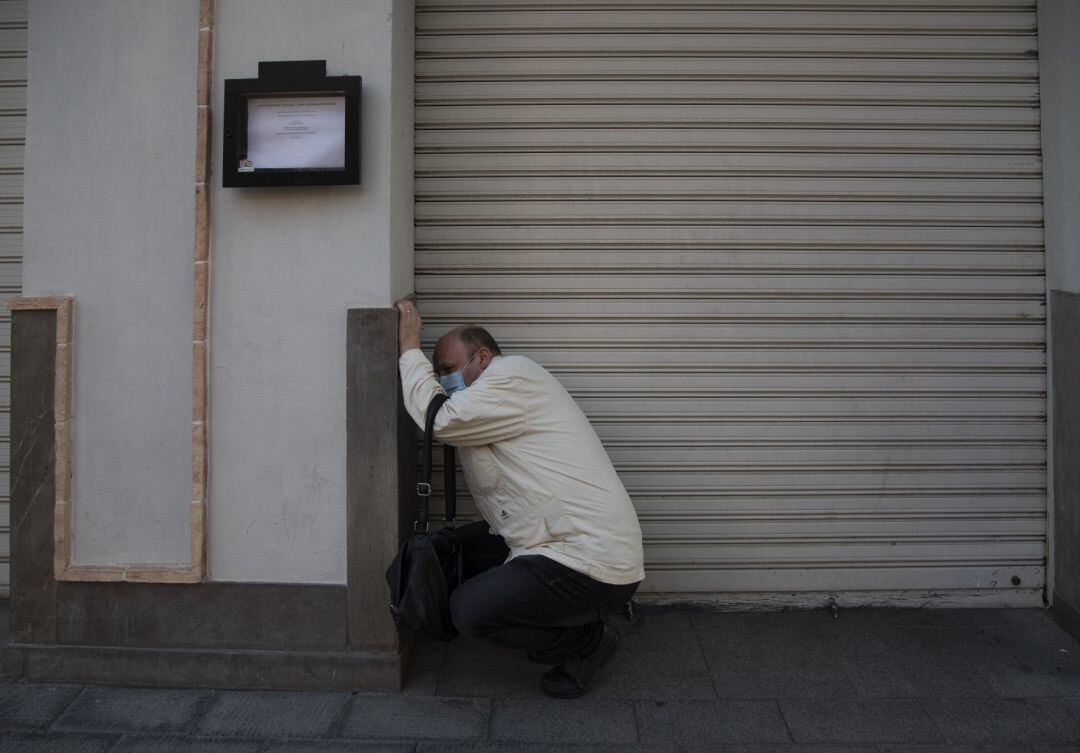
[417,393,450,530]
[444,442,456,524]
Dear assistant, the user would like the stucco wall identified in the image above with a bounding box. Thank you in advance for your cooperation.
[208,0,413,583]
[22,0,198,567]
[21,0,413,582]
[1039,0,1080,295]
[389,0,415,301]
[1039,0,1080,616]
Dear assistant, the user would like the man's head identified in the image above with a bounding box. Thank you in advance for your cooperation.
[434,324,502,387]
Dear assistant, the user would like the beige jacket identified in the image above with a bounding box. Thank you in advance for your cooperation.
[399,349,645,585]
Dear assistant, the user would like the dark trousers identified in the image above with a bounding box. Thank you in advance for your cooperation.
[448,520,640,661]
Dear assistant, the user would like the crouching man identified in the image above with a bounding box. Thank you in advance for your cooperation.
[395,300,645,698]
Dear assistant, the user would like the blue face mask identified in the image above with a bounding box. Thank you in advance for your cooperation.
[438,370,467,396]
[437,351,478,397]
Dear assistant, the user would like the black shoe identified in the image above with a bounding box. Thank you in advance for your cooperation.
[540,624,619,698]
[527,647,565,665]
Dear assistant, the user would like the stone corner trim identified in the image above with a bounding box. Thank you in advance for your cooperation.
[7,295,74,312]
[189,0,214,581]
[58,565,203,584]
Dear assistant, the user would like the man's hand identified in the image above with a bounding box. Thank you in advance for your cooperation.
[395,299,422,355]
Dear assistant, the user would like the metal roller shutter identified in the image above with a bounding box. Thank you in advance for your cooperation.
[0,0,25,599]
[414,0,1046,605]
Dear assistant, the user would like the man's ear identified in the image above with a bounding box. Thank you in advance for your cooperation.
[477,346,493,370]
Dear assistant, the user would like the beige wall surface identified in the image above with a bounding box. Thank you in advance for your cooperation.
[1039,0,1080,612]
[20,0,414,583]
[22,0,198,567]
[1039,0,1080,295]
[209,0,413,583]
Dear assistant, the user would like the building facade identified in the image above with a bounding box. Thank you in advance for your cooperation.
[3,0,1078,689]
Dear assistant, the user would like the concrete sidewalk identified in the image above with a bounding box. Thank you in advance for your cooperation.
[2,602,1079,752]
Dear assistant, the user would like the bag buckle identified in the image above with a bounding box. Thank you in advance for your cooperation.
[413,520,429,533]
[416,482,432,497]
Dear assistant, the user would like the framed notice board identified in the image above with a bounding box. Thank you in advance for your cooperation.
[223,60,361,187]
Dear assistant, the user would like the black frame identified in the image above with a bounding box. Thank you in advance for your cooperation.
[223,60,361,187]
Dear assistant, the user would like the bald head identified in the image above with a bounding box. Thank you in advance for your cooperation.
[433,324,502,383]
[441,324,501,356]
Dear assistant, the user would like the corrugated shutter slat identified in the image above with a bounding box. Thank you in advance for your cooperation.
[0,0,26,599]
[415,0,1045,603]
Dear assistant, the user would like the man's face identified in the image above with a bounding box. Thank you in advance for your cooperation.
[434,335,489,387]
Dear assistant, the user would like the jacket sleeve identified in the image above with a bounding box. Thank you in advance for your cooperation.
[399,349,527,447]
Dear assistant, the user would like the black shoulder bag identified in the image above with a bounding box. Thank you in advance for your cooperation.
[385,394,463,641]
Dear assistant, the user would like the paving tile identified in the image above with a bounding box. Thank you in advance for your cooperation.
[919,697,1064,745]
[960,609,1059,628]
[830,627,996,698]
[993,617,1080,654]
[0,684,82,729]
[111,737,261,752]
[341,693,488,740]
[876,743,1028,747]
[436,637,546,697]
[52,687,209,733]
[0,731,119,753]
[262,741,416,753]
[830,608,974,629]
[1026,698,1080,743]
[700,624,857,699]
[636,699,790,745]
[715,746,880,753]
[591,612,716,700]
[403,637,445,696]
[779,698,939,744]
[489,697,636,743]
[879,746,1034,753]
[689,609,835,638]
[196,690,350,738]
[954,623,1080,698]
[416,744,680,753]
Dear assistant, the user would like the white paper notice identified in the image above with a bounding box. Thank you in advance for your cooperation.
[245,96,346,170]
